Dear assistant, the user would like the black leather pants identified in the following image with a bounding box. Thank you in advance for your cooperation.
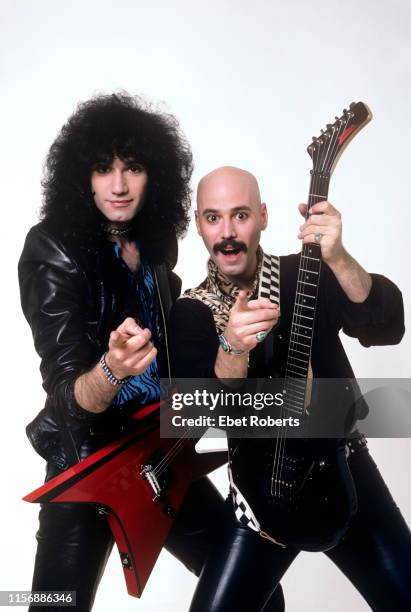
[30,476,284,612]
[189,449,411,612]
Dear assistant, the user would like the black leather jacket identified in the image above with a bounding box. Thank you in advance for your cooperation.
[18,221,181,475]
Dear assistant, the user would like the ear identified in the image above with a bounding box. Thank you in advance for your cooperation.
[260,202,268,230]
[194,210,202,236]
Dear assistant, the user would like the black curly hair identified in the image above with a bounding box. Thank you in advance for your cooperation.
[40,92,193,263]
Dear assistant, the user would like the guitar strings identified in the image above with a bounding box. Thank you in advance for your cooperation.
[152,427,195,478]
[271,141,323,497]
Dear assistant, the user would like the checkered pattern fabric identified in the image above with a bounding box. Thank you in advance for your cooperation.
[228,464,260,532]
[258,253,280,305]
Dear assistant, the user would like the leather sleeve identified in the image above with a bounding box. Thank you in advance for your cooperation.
[323,266,405,347]
[18,224,102,423]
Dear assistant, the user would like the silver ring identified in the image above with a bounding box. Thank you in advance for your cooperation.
[256,331,268,343]
[314,233,322,243]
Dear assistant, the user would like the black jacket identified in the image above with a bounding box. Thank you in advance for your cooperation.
[19,221,181,474]
[170,255,405,380]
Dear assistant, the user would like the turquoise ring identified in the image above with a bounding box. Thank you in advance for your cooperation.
[256,331,268,343]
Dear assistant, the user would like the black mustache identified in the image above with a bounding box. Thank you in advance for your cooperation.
[213,239,247,255]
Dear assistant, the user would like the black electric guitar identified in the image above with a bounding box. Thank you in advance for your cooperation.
[231,102,372,552]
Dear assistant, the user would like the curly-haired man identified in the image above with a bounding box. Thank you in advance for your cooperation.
[18,95,288,611]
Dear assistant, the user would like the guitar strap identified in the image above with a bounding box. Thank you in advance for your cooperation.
[257,251,280,306]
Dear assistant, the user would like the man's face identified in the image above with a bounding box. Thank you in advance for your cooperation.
[91,157,148,224]
[195,169,267,287]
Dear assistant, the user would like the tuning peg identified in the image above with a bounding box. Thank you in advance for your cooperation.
[326,123,333,130]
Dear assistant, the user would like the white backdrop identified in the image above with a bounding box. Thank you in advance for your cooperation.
[1,1,410,610]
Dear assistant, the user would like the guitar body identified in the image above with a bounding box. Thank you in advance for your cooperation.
[24,404,226,597]
[231,437,357,551]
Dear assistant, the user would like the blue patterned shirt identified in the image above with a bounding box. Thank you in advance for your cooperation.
[111,243,160,407]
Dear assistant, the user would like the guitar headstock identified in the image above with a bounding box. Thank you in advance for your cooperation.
[307,102,372,176]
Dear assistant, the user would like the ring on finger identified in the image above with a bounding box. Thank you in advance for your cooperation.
[314,233,323,243]
[256,331,268,343]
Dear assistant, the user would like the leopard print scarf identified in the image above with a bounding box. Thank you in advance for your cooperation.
[183,247,280,335]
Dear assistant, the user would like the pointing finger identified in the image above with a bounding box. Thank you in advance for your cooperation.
[247,298,279,311]
[233,290,249,312]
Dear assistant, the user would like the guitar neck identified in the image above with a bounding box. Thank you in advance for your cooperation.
[281,101,371,416]
[283,173,331,415]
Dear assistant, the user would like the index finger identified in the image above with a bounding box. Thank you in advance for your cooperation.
[233,290,250,312]
[247,298,279,311]
[309,201,338,216]
[298,203,309,218]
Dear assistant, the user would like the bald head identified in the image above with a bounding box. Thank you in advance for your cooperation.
[197,166,261,212]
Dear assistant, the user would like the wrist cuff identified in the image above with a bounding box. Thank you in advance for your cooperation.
[99,352,131,386]
[218,334,248,355]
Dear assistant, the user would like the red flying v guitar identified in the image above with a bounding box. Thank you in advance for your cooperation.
[24,401,226,598]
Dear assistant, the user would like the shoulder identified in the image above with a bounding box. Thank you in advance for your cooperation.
[19,221,105,274]
[18,222,101,291]
[22,221,63,249]
[20,222,76,266]
[18,223,81,284]
[170,296,214,320]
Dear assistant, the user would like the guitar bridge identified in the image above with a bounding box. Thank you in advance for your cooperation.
[140,464,163,500]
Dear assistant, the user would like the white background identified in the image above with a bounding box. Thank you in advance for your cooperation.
[1,1,410,610]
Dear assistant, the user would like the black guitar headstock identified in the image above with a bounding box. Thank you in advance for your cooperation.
[307,102,372,176]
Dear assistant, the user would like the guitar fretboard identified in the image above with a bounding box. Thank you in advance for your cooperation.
[283,178,329,414]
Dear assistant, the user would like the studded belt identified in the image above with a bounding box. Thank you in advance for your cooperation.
[345,433,368,458]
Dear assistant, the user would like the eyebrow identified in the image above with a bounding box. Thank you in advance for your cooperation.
[201,205,252,216]
[92,156,141,166]
[123,157,142,164]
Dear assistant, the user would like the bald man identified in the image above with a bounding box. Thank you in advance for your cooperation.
[170,167,410,611]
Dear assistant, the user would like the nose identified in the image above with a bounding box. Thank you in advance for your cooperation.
[111,168,128,195]
[221,217,236,240]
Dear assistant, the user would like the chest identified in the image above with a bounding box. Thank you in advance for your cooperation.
[118,241,140,273]
[82,243,158,345]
